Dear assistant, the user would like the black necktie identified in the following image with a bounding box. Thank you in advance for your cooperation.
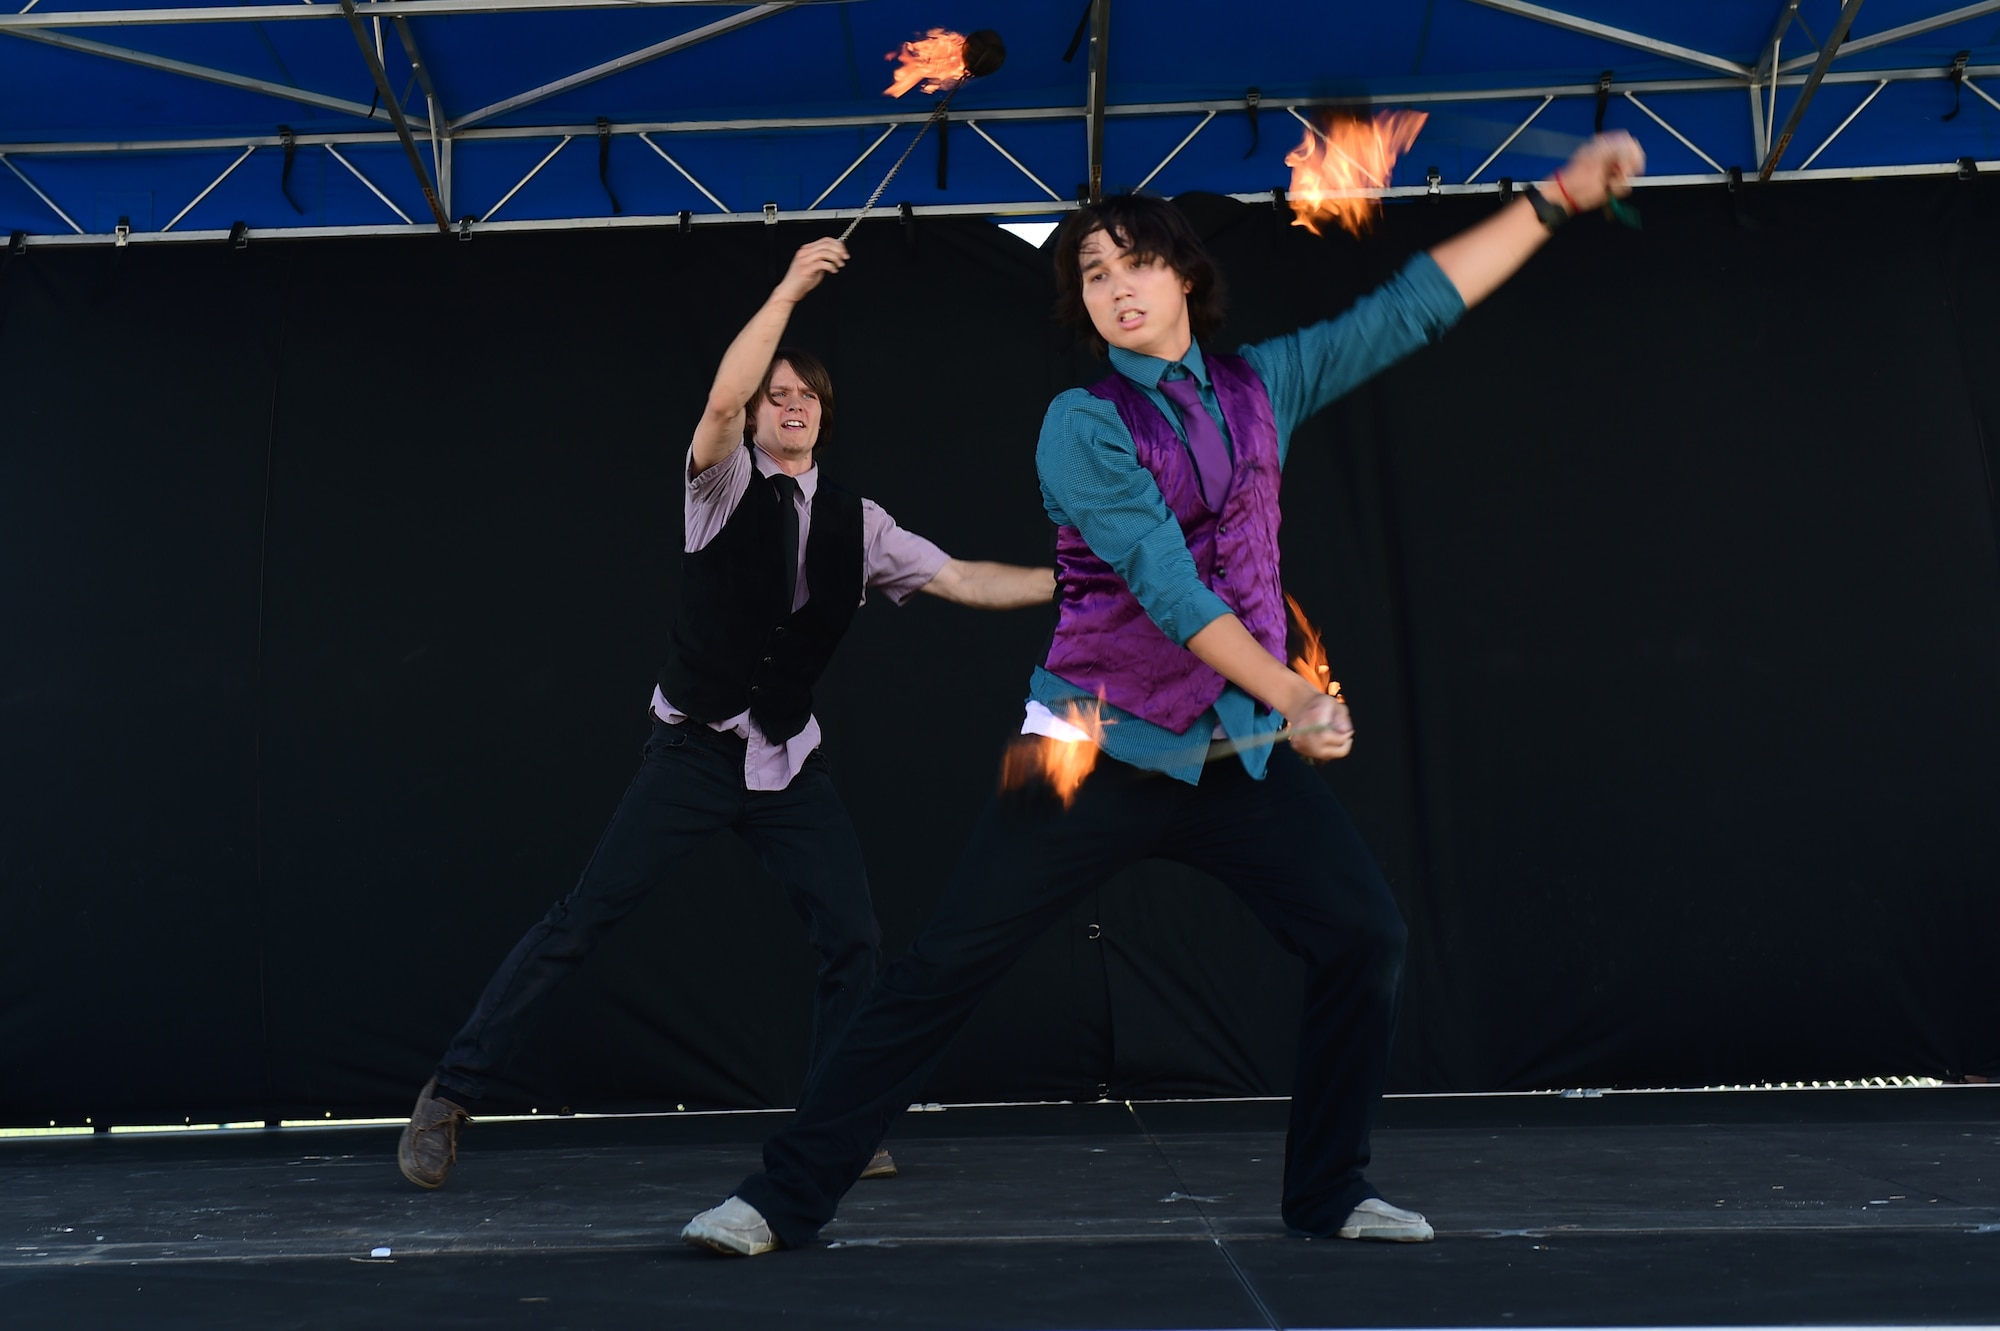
[769,472,801,608]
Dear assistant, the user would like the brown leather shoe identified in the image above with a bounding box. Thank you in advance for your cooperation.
[397,1078,470,1190]
[859,1147,898,1180]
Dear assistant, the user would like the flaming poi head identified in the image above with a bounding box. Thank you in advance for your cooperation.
[999,697,1106,810]
[883,27,1006,97]
[1285,593,1342,700]
[1285,109,1428,238]
[843,26,1004,243]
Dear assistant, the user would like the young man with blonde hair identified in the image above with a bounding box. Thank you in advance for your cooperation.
[399,239,1053,1190]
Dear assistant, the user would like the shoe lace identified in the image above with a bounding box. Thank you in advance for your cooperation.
[413,1104,468,1165]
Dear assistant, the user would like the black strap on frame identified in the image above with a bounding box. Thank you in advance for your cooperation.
[1062,0,1091,62]
[1243,87,1260,160]
[1595,71,1612,132]
[277,126,305,214]
[597,117,623,215]
[1944,51,1970,121]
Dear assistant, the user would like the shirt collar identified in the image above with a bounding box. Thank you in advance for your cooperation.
[752,441,818,501]
[1108,339,1210,392]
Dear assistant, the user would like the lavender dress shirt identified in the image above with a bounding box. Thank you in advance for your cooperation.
[651,443,950,791]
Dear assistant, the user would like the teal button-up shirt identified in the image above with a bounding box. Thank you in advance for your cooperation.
[1029,251,1465,784]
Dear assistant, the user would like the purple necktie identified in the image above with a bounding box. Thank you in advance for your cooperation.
[1158,372,1231,512]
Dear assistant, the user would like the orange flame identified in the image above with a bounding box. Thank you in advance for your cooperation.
[884,28,969,97]
[1284,109,1428,238]
[1285,593,1342,699]
[1000,697,1106,809]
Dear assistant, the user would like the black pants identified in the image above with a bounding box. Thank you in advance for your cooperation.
[736,744,1407,1246]
[434,718,881,1103]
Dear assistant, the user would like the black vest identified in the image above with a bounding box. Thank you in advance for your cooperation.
[659,449,865,744]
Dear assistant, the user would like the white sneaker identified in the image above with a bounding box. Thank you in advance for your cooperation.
[1336,1197,1435,1242]
[680,1197,778,1256]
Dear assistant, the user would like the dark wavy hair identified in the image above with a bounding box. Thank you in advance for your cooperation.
[747,346,835,451]
[1052,195,1228,356]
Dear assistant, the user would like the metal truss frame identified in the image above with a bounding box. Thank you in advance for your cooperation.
[11,60,1993,161]
[1,0,1967,36]
[0,0,780,25]
[1465,0,1751,76]
[3,0,1997,243]
[1775,0,2000,72]
[1475,0,2000,172]
[1084,0,1111,203]
[0,3,796,144]
[1758,0,1868,178]
[1,25,408,125]
[446,4,796,131]
[13,155,1997,249]
[338,0,446,226]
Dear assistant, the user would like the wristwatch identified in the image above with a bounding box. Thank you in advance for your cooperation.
[1520,183,1569,231]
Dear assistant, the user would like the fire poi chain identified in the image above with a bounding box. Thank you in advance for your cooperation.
[838,27,1009,244]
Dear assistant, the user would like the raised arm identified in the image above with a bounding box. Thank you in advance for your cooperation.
[689,238,848,477]
[921,559,1056,610]
[1429,131,1645,310]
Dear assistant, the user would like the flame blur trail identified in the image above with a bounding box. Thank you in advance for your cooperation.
[999,698,1106,809]
[1285,109,1428,238]
[883,27,971,97]
[1285,592,1342,700]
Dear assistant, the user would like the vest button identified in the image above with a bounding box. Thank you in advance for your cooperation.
[762,656,774,665]
[750,685,762,695]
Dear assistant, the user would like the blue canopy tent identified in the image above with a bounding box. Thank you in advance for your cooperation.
[2,0,1996,245]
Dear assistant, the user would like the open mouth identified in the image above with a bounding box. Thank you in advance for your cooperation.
[1115,308,1145,329]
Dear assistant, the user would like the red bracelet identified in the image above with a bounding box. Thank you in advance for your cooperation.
[1551,170,1579,214]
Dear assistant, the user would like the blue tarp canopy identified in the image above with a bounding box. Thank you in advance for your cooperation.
[2,0,1997,242]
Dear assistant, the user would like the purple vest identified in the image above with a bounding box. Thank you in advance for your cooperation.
[1043,352,1288,734]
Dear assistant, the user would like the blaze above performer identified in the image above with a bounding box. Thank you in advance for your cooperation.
[683,131,1645,1257]
[398,237,1054,1191]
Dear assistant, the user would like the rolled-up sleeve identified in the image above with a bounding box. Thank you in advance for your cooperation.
[860,499,950,605]
[1037,390,1233,647]
[1245,251,1466,456]
[684,444,751,553]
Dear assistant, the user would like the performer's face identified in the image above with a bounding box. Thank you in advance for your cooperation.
[1076,227,1194,362]
[751,360,822,460]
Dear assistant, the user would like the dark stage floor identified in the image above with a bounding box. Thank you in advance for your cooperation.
[5,1088,1999,1330]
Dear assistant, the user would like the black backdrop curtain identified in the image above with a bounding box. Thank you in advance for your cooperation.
[3,177,1997,1126]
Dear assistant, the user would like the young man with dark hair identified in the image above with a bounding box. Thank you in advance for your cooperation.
[398,238,1054,1190]
[683,135,1645,1255]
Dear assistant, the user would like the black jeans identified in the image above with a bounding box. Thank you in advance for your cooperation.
[736,744,1407,1246]
[434,718,881,1103]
